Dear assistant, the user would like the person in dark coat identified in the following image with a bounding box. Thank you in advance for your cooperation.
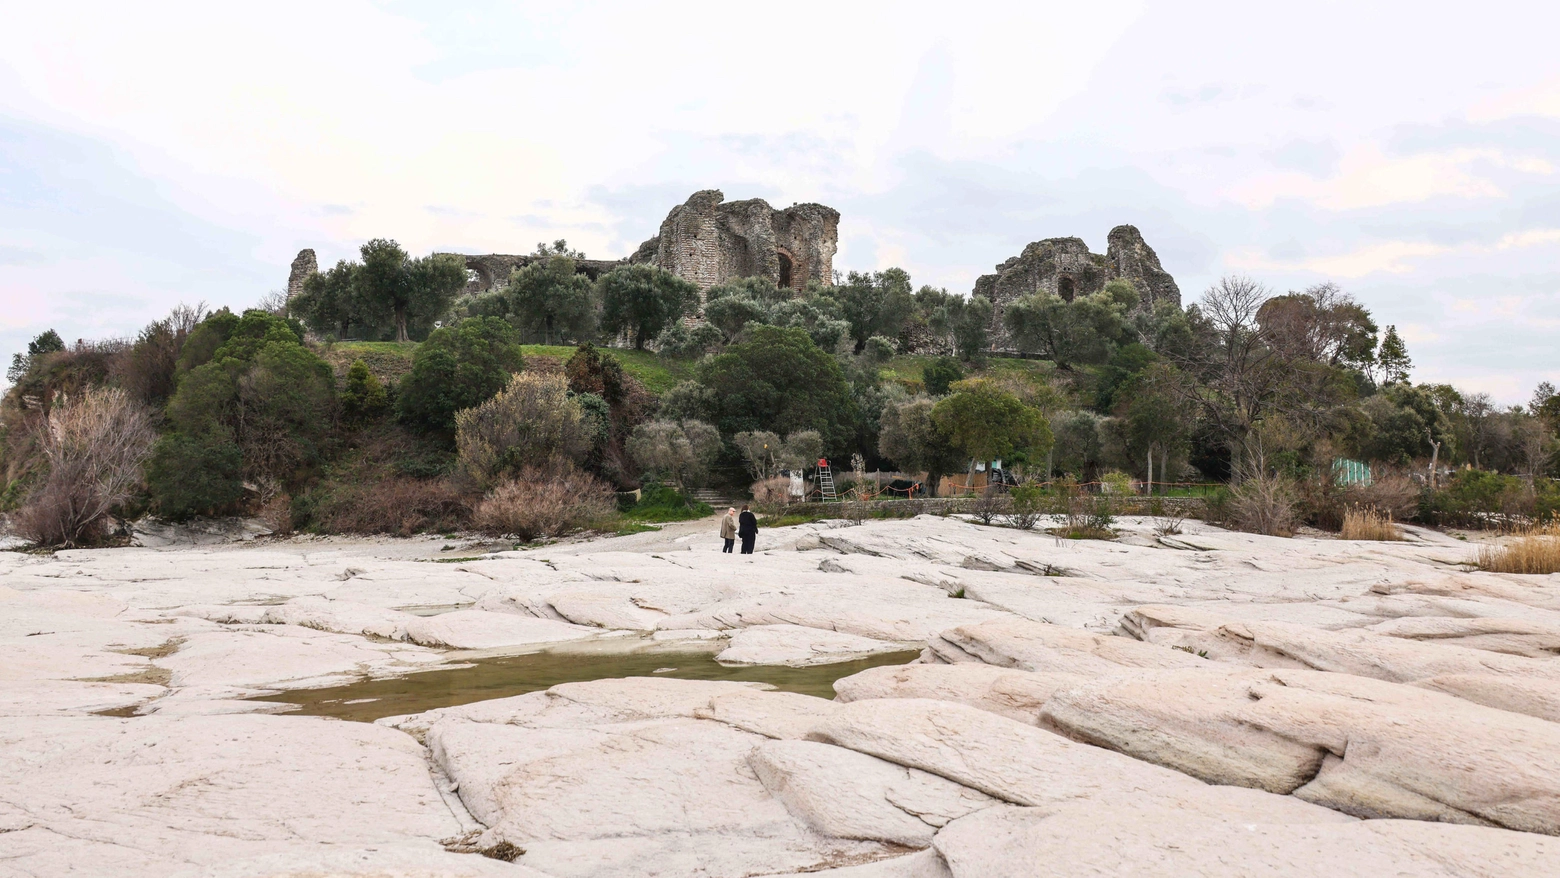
[737,504,758,555]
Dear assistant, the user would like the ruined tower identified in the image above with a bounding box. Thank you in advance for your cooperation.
[286,249,318,300]
[629,190,839,300]
[972,225,1181,349]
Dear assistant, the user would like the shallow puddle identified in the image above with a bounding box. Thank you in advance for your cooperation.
[250,646,918,722]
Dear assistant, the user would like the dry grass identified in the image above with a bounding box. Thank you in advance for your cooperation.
[311,476,471,536]
[1340,507,1404,541]
[1228,472,1298,538]
[13,386,155,546]
[1476,524,1560,575]
[751,476,796,510]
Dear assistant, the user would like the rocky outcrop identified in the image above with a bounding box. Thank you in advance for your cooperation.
[286,248,317,299]
[631,189,840,301]
[972,225,1181,350]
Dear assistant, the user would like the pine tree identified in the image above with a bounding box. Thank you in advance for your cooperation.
[1377,325,1412,385]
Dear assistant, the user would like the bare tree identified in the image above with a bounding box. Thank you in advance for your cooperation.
[1172,277,1283,479]
[1173,275,1359,481]
[13,387,155,546]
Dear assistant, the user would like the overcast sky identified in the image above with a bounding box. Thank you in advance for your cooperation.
[2,1,1557,402]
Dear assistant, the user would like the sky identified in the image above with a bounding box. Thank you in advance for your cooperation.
[2,0,1557,403]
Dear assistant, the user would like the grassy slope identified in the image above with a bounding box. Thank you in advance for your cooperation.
[879,353,1057,391]
[518,345,693,394]
[321,341,693,395]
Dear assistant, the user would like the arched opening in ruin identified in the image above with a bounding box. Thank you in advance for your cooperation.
[1057,276,1077,302]
[777,250,794,289]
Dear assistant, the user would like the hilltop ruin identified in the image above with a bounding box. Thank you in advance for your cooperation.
[352,190,841,302]
[628,190,839,297]
[286,200,1181,349]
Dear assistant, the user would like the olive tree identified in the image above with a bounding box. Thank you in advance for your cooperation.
[627,419,722,491]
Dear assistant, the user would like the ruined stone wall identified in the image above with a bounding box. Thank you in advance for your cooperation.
[443,253,626,295]
[291,189,840,311]
[631,190,839,304]
[1106,225,1180,309]
[973,225,1181,350]
[286,249,317,299]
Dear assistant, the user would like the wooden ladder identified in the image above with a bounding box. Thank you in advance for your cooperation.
[817,464,838,502]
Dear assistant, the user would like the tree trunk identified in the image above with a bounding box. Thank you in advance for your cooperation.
[925,471,942,498]
[395,307,409,343]
[1146,448,1153,496]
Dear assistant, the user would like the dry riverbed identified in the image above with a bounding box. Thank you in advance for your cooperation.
[2,514,1558,876]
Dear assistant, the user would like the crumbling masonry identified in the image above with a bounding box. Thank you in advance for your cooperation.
[973,225,1181,348]
[627,190,839,299]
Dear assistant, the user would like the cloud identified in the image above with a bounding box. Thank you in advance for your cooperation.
[4,1,1560,401]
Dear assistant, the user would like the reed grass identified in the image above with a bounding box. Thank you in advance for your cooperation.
[1476,523,1560,574]
[1340,507,1403,541]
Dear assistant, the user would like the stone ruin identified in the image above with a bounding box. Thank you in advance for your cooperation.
[286,249,317,300]
[334,189,842,303]
[628,190,839,298]
[972,225,1179,351]
[285,200,1182,352]
[451,253,624,296]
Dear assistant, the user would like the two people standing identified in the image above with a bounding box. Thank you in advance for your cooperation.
[720,505,758,555]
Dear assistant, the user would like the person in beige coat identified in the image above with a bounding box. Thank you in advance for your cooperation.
[719,507,737,553]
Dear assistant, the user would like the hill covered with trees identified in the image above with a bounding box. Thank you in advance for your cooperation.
[3,237,1556,547]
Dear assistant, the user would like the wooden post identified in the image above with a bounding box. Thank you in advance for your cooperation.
[1427,432,1441,490]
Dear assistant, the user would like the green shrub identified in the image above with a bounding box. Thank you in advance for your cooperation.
[1419,469,1532,527]
[1005,484,1046,529]
[623,483,713,522]
[922,356,964,396]
[341,360,388,424]
[146,432,245,520]
[397,318,524,433]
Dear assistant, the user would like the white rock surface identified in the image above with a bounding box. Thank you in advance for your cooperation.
[1414,673,1560,723]
[419,681,899,878]
[1125,605,1560,683]
[401,609,598,650]
[927,616,1207,674]
[806,698,1349,824]
[933,803,1558,877]
[834,662,1092,725]
[750,739,998,846]
[1042,667,1560,833]
[717,624,914,666]
[8,516,1560,874]
[0,714,485,877]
